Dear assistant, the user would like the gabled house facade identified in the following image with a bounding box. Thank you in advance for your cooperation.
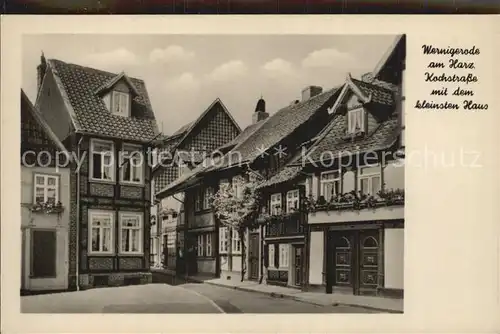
[156,86,342,283]
[21,90,73,293]
[259,35,406,296]
[152,99,241,274]
[35,55,159,289]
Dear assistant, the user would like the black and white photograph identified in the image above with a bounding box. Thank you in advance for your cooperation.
[19,33,405,314]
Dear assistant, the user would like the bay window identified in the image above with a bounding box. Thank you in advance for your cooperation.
[194,188,202,212]
[347,107,366,134]
[33,174,58,204]
[286,190,299,212]
[320,170,341,201]
[270,193,282,215]
[119,212,143,254]
[120,144,143,184]
[358,165,382,196]
[203,187,213,209]
[89,210,114,255]
[90,139,114,181]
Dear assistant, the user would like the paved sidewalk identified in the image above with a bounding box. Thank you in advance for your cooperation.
[186,274,403,313]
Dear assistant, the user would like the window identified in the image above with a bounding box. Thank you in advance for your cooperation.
[89,211,114,254]
[33,174,58,204]
[270,193,282,215]
[347,107,366,134]
[197,233,213,257]
[194,188,202,212]
[232,229,241,254]
[203,187,213,209]
[90,139,114,181]
[120,213,143,254]
[120,144,143,184]
[167,232,176,248]
[358,166,382,196]
[286,190,299,212]
[279,244,289,269]
[268,244,275,268]
[197,234,204,256]
[320,171,341,201]
[112,91,130,116]
[219,227,229,253]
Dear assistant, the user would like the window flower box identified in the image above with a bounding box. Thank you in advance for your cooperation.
[30,201,64,214]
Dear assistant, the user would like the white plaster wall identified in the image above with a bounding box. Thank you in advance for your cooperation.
[383,160,405,190]
[384,228,404,289]
[309,231,324,285]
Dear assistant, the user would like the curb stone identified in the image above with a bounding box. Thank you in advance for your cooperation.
[196,279,402,313]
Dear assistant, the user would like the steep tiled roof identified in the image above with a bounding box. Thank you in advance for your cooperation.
[173,121,193,136]
[46,59,158,143]
[218,88,339,169]
[256,166,303,189]
[218,120,266,151]
[352,78,395,106]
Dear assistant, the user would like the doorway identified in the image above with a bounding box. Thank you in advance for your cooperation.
[327,229,380,295]
[248,233,259,280]
[293,245,304,286]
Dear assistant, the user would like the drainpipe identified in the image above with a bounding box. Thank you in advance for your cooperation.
[75,134,83,291]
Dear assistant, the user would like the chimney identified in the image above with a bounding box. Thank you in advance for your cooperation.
[253,96,269,124]
[362,72,375,83]
[301,85,323,101]
[37,52,47,92]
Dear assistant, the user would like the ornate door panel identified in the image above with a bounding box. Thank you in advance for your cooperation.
[333,234,353,289]
[358,230,379,294]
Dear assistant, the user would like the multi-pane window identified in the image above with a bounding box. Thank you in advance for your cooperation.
[120,144,143,184]
[268,244,275,268]
[203,187,213,209]
[270,193,282,215]
[347,107,366,134]
[359,165,382,196]
[194,188,202,212]
[286,190,299,212]
[33,174,58,204]
[197,233,213,257]
[219,227,229,254]
[321,171,341,201]
[232,229,241,254]
[279,244,289,268]
[90,139,114,181]
[89,211,113,254]
[112,91,130,116]
[120,213,142,254]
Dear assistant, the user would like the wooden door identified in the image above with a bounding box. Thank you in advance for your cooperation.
[333,233,354,292]
[358,230,379,295]
[248,233,259,280]
[293,245,303,286]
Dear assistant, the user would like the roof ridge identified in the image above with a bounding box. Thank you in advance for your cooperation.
[351,77,395,93]
[47,58,145,83]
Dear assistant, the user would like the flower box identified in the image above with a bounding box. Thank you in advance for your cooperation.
[30,201,64,214]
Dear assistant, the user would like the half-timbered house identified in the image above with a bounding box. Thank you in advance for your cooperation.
[34,54,159,289]
[21,90,73,293]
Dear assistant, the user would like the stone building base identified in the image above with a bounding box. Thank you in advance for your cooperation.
[78,272,152,290]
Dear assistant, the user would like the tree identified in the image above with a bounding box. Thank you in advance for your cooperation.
[210,171,262,281]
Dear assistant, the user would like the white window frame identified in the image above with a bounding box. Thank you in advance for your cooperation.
[347,107,366,134]
[219,227,229,254]
[286,190,299,212]
[268,244,275,268]
[270,193,282,215]
[194,188,202,212]
[88,210,114,255]
[33,174,59,204]
[120,144,144,185]
[119,212,143,255]
[90,138,115,182]
[206,233,212,257]
[203,187,213,210]
[278,244,289,269]
[197,234,204,257]
[320,170,341,201]
[358,165,382,197]
[112,91,130,116]
[232,229,241,255]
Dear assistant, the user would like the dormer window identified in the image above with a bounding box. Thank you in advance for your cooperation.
[112,91,130,116]
[347,107,366,134]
